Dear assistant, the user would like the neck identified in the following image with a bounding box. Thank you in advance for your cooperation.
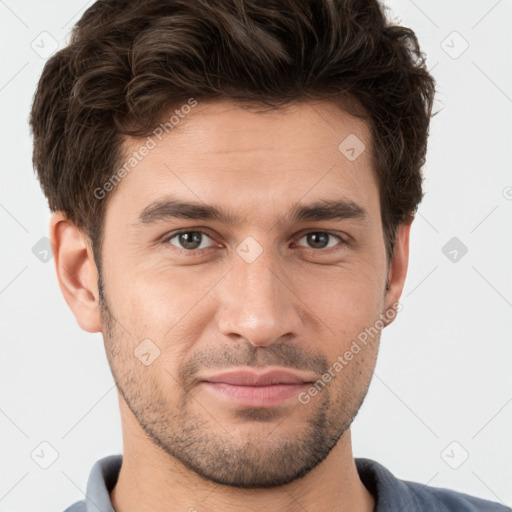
[110,407,375,512]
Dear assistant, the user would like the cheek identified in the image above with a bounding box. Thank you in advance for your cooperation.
[306,267,385,349]
[119,271,214,352]
[310,256,383,299]
[114,261,199,314]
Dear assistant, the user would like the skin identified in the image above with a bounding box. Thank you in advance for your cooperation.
[50,99,411,512]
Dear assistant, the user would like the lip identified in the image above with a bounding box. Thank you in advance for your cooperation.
[201,382,310,407]
[201,368,314,386]
[199,368,315,408]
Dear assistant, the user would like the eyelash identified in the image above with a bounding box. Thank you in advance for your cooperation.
[163,229,348,256]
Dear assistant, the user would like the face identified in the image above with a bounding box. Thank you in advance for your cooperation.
[95,99,405,488]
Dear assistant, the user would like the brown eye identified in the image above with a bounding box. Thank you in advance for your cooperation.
[295,232,342,250]
[167,231,215,251]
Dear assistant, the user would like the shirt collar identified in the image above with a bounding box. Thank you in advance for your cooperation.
[81,454,417,511]
[83,454,121,512]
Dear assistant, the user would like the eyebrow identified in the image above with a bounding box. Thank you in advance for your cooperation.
[134,196,369,227]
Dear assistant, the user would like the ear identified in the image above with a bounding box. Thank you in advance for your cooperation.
[49,212,102,333]
[383,220,412,326]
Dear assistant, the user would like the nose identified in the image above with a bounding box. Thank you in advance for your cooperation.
[216,247,303,347]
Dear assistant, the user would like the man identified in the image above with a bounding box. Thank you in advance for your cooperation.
[29,0,509,511]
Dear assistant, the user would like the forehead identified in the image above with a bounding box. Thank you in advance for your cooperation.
[104,99,379,227]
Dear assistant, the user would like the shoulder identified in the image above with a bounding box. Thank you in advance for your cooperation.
[355,457,510,512]
[62,501,87,512]
[404,479,511,512]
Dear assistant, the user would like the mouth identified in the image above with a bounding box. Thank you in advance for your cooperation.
[199,368,315,407]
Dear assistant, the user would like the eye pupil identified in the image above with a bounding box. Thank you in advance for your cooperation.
[308,232,329,249]
[179,231,202,250]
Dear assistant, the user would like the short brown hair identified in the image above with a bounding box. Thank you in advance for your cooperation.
[29,0,437,268]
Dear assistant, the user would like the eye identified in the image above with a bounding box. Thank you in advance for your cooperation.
[294,231,344,250]
[166,230,216,251]
[163,229,347,256]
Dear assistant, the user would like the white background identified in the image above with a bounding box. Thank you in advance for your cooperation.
[1,0,511,510]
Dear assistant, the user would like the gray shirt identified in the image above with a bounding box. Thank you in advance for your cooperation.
[63,455,510,511]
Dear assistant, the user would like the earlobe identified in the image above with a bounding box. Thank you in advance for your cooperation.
[383,220,412,325]
[49,212,102,333]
